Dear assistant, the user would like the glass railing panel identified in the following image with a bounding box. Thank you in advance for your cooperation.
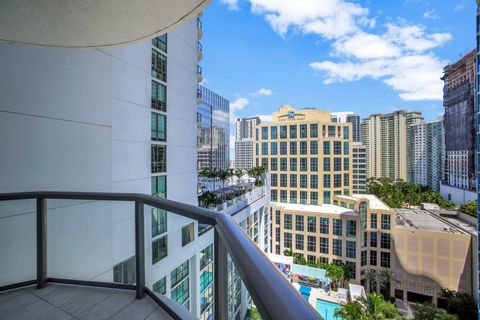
[0,199,36,286]
[47,199,135,284]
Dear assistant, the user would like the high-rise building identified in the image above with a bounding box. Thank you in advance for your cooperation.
[234,117,261,170]
[352,142,367,194]
[361,110,423,181]
[236,117,260,141]
[440,49,477,205]
[197,85,230,171]
[255,105,353,205]
[410,118,445,191]
[476,2,480,306]
[331,112,361,142]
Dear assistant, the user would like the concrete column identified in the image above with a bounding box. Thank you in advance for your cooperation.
[402,287,407,302]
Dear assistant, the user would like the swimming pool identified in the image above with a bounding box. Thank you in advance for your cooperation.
[315,299,342,320]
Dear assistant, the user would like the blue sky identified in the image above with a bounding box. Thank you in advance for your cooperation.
[199,0,475,151]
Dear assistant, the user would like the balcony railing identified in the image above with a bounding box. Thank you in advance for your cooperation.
[0,191,320,320]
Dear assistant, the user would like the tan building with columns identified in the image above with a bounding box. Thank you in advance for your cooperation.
[255,105,353,205]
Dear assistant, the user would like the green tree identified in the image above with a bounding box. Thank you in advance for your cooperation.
[320,262,344,291]
[377,268,396,301]
[233,169,244,183]
[365,269,378,293]
[412,303,457,320]
[459,200,477,217]
[440,289,477,320]
[334,293,400,320]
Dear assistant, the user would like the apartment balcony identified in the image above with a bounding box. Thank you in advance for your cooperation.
[197,41,203,61]
[0,191,320,320]
[197,18,203,39]
[197,65,203,83]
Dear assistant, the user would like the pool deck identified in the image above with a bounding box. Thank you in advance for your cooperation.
[292,283,341,308]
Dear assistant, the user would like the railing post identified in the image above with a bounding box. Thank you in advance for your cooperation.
[36,197,47,288]
[214,230,228,320]
[135,201,145,299]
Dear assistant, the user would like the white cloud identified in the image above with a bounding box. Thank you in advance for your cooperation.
[221,0,240,11]
[332,31,400,59]
[422,10,439,20]
[454,4,465,11]
[230,97,250,113]
[255,88,273,96]
[255,114,273,122]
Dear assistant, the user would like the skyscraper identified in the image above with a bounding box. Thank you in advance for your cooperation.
[352,142,367,194]
[361,110,423,181]
[255,105,353,205]
[331,112,361,142]
[410,118,445,191]
[197,85,230,171]
[234,117,260,169]
[440,49,477,205]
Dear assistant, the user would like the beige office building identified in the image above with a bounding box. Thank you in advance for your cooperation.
[361,110,423,181]
[254,105,353,205]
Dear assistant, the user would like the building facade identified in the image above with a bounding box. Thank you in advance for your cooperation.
[361,110,423,181]
[352,142,367,194]
[197,85,230,171]
[440,50,477,204]
[410,118,445,191]
[255,105,353,205]
[234,117,260,170]
[331,112,361,143]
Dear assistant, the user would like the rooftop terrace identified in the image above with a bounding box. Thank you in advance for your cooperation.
[352,194,391,211]
[273,202,357,216]
[394,209,464,234]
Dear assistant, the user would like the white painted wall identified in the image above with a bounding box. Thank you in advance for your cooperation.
[440,184,477,205]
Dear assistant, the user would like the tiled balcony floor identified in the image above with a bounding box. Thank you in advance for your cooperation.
[0,284,173,320]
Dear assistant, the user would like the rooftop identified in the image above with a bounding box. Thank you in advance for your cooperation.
[394,209,464,234]
[0,284,173,320]
[272,202,357,216]
[352,194,391,211]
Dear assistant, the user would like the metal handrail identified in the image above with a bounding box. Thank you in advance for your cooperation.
[0,191,321,320]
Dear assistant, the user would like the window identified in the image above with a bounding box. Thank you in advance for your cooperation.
[300,191,307,204]
[153,276,166,294]
[310,192,318,205]
[171,260,189,287]
[271,142,278,155]
[151,145,167,173]
[152,236,168,263]
[323,158,331,171]
[280,174,287,187]
[343,158,350,170]
[310,124,318,138]
[310,141,318,155]
[200,244,213,270]
[323,191,330,204]
[171,269,189,308]
[295,234,304,250]
[280,142,287,155]
[300,174,307,188]
[280,190,287,202]
[310,175,318,188]
[370,232,377,247]
[333,219,342,236]
[343,126,349,139]
[370,250,377,266]
[280,158,287,171]
[152,81,167,112]
[346,261,356,280]
[290,191,297,203]
[290,158,297,171]
[275,228,280,242]
[361,251,367,266]
[284,214,292,229]
[300,124,307,138]
[371,214,377,229]
[334,141,342,155]
[271,190,278,201]
[152,209,167,237]
[308,255,316,263]
[344,142,349,155]
[380,233,390,249]
[323,174,331,188]
[346,240,356,259]
[300,141,308,155]
[261,142,268,155]
[323,141,330,155]
[271,158,278,171]
[328,126,336,137]
[300,158,307,171]
[152,34,167,52]
[334,174,342,188]
[343,173,349,187]
[271,174,278,187]
[310,158,318,171]
[334,158,342,171]
[151,49,167,82]
[333,239,342,256]
[151,113,166,141]
[381,252,390,268]
[182,223,195,246]
[320,217,329,234]
[381,214,391,230]
[307,236,316,252]
[296,215,304,231]
[290,141,297,155]
[320,237,329,254]
[284,232,292,248]
[271,126,278,139]
[290,125,297,138]
[152,176,166,198]
[346,220,356,237]
[280,125,287,139]
[261,127,268,139]
[307,216,316,232]
[113,256,136,284]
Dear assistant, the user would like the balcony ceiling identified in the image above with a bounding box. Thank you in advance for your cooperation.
[0,0,210,48]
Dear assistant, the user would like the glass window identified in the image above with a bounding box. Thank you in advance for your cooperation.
[371,214,377,229]
[271,158,278,171]
[151,81,167,112]
[323,174,331,188]
[151,145,167,173]
[271,126,278,139]
[381,252,390,268]
[300,141,308,155]
[370,250,377,266]
[200,244,213,270]
[289,125,297,138]
[381,214,391,230]
[381,233,390,249]
[289,141,297,155]
[320,237,329,254]
[334,141,342,155]
[310,175,318,189]
[113,256,136,284]
[307,216,316,232]
[346,220,356,237]
[300,158,308,171]
[300,191,307,204]
[300,124,307,138]
[171,260,189,287]
[323,191,330,204]
[152,236,168,264]
[280,174,287,187]
[171,278,189,307]
[290,190,297,203]
[323,158,331,171]
[346,240,356,259]
[280,142,287,155]
[280,125,287,139]
[310,158,318,171]
[271,174,278,187]
[310,141,318,155]
[271,189,278,201]
[310,124,318,138]
[343,158,350,171]
[361,251,367,266]
[152,209,167,237]
[296,215,304,231]
[152,34,167,52]
[333,239,342,256]
[261,142,268,155]
[300,174,307,188]
[323,141,330,155]
[280,158,287,171]
[284,232,292,248]
[334,158,342,171]
[334,174,342,187]
[290,158,297,171]
[151,176,167,198]
[182,223,195,247]
[284,214,292,229]
[343,126,349,139]
[370,232,377,247]
[290,174,297,188]
[328,126,336,137]
[295,234,304,250]
[344,142,349,155]
[153,276,166,294]
[307,236,316,252]
[333,219,342,236]
[151,112,166,142]
[310,192,318,205]
[151,49,167,82]
[280,190,287,202]
[261,127,268,139]
[320,217,329,234]
[270,142,278,155]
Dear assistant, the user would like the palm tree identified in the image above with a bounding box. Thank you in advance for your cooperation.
[208,168,219,190]
[334,293,400,320]
[377,268,396,301]
[365,269,377,293]
[217,169,230,201]
[234,169,243,183]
